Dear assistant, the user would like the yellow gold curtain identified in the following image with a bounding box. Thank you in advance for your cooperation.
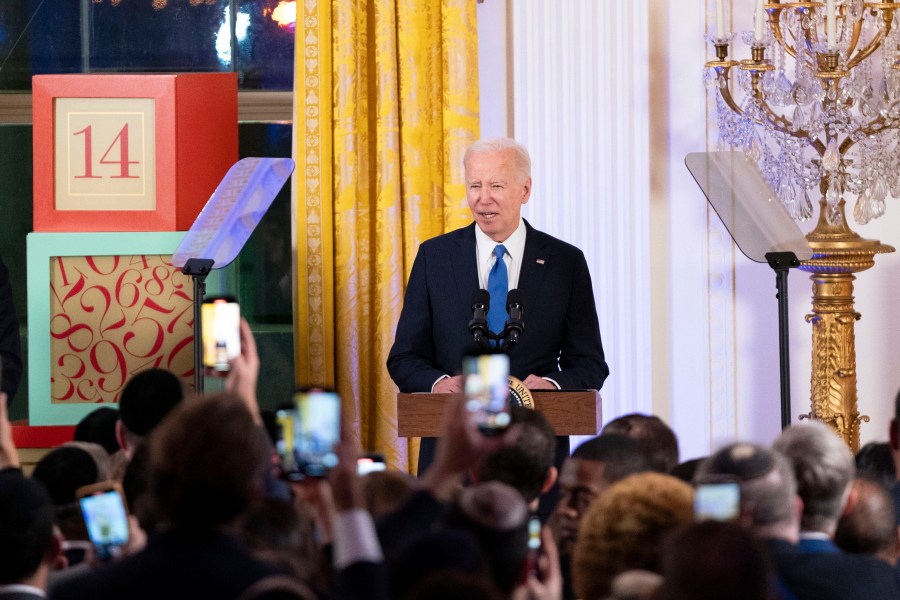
[293,0,479,472]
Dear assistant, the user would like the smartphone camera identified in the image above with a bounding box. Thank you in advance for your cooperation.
[463,353,511,436]
[76,482,130,561]
[275,390,341,480]
[694,480,741,522]
[201,295,241,371]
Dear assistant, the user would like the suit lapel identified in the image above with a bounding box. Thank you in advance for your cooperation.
[519,221,549,299]
[451,224,480,310]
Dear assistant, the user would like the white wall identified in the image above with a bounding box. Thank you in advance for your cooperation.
[476,0,900,460]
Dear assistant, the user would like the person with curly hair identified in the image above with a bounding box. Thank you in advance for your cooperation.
[571,472,693,600]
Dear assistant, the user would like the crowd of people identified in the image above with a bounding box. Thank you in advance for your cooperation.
[4,136,900,599]
[3,319,900,599]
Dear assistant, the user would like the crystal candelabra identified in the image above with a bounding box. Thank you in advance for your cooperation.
[704,0,898,451]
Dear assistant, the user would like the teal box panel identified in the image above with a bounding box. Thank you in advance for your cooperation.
[27,232,223,425]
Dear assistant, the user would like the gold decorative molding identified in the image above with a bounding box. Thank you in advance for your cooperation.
[292,0,334,388]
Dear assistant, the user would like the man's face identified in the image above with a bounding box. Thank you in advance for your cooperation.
[549,458,611,556]
[465,149,531,242]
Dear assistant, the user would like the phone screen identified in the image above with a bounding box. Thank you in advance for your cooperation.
[357,457,387,475]
[523,515,542,581]
[276,390,341,479]
[694,481,740,522]
[201,296,241,371]
[79,488,130,560]
[463,354,511,435]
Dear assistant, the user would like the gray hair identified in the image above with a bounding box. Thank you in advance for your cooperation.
[773,421,855,532]
[463,138,532,183]
[696,443,799,532]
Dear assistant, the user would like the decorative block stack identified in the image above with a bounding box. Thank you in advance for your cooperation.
[27,73,237,425]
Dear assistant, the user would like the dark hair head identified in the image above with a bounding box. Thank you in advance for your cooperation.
[601,413,679,473]
[392,529,490,599]
[855,442,896,490]
[895,387,900,424]
[670,457,706,483]
[571,433,650,483]
[74,407,121,455]
[656,521,772,600]
[477,406,556,503]
[241,497,320,583]
[834,477,897,557]
[118,368,185,437]
[0,472,56,585]
[31,445,102,506]
[402,569,505,600]
[148,393,269,528]
[363,470,416,519]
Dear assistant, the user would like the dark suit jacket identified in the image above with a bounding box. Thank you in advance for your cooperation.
[765,538,900,600]
[387,221,609,392]
[49,529,279,600]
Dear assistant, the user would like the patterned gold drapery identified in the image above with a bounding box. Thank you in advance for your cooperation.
[293,0,479,471]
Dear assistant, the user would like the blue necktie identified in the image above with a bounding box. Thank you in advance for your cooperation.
[487,244,508,337]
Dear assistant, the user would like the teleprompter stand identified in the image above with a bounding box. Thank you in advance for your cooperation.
[686,151,813,430]
[172,157,295,393]
[181,258,215,393]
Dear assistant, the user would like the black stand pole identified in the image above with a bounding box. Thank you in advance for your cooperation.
[765,252,800,430]
[182,258,215,394]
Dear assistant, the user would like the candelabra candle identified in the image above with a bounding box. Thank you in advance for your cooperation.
[717,0,726,38]
[827,0,837,49]
[754,0,765,41]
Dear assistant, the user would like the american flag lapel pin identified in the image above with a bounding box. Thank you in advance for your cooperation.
[536,259,545,265]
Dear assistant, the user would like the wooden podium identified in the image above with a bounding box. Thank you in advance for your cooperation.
[397,390,602,437]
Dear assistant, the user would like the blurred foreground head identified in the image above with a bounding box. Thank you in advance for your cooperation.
[572,472,693,600]
[148,393,268,528]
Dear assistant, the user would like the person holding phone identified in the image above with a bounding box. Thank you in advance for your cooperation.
[51,395,308,600]
[387,138,609,471]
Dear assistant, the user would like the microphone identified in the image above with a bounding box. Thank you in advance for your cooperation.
[504,289,525,346]
[468,289,491,345]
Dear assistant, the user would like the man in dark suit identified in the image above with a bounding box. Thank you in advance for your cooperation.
[387,138,609,471]
[697,442,900,600]
[773,421,856,554]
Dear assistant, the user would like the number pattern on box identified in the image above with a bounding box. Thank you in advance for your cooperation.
[49,255,194,403]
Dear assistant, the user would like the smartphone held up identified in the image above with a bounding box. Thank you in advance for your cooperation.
[693,479,741,522]
[275,390,341,480]
[201,296,241,371]
[76,481,130,562]
[463,353,511,436]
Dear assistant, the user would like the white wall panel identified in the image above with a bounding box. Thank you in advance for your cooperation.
[509,1,653,426]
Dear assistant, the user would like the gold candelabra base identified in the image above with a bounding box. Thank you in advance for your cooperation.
[799,201,895,452]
